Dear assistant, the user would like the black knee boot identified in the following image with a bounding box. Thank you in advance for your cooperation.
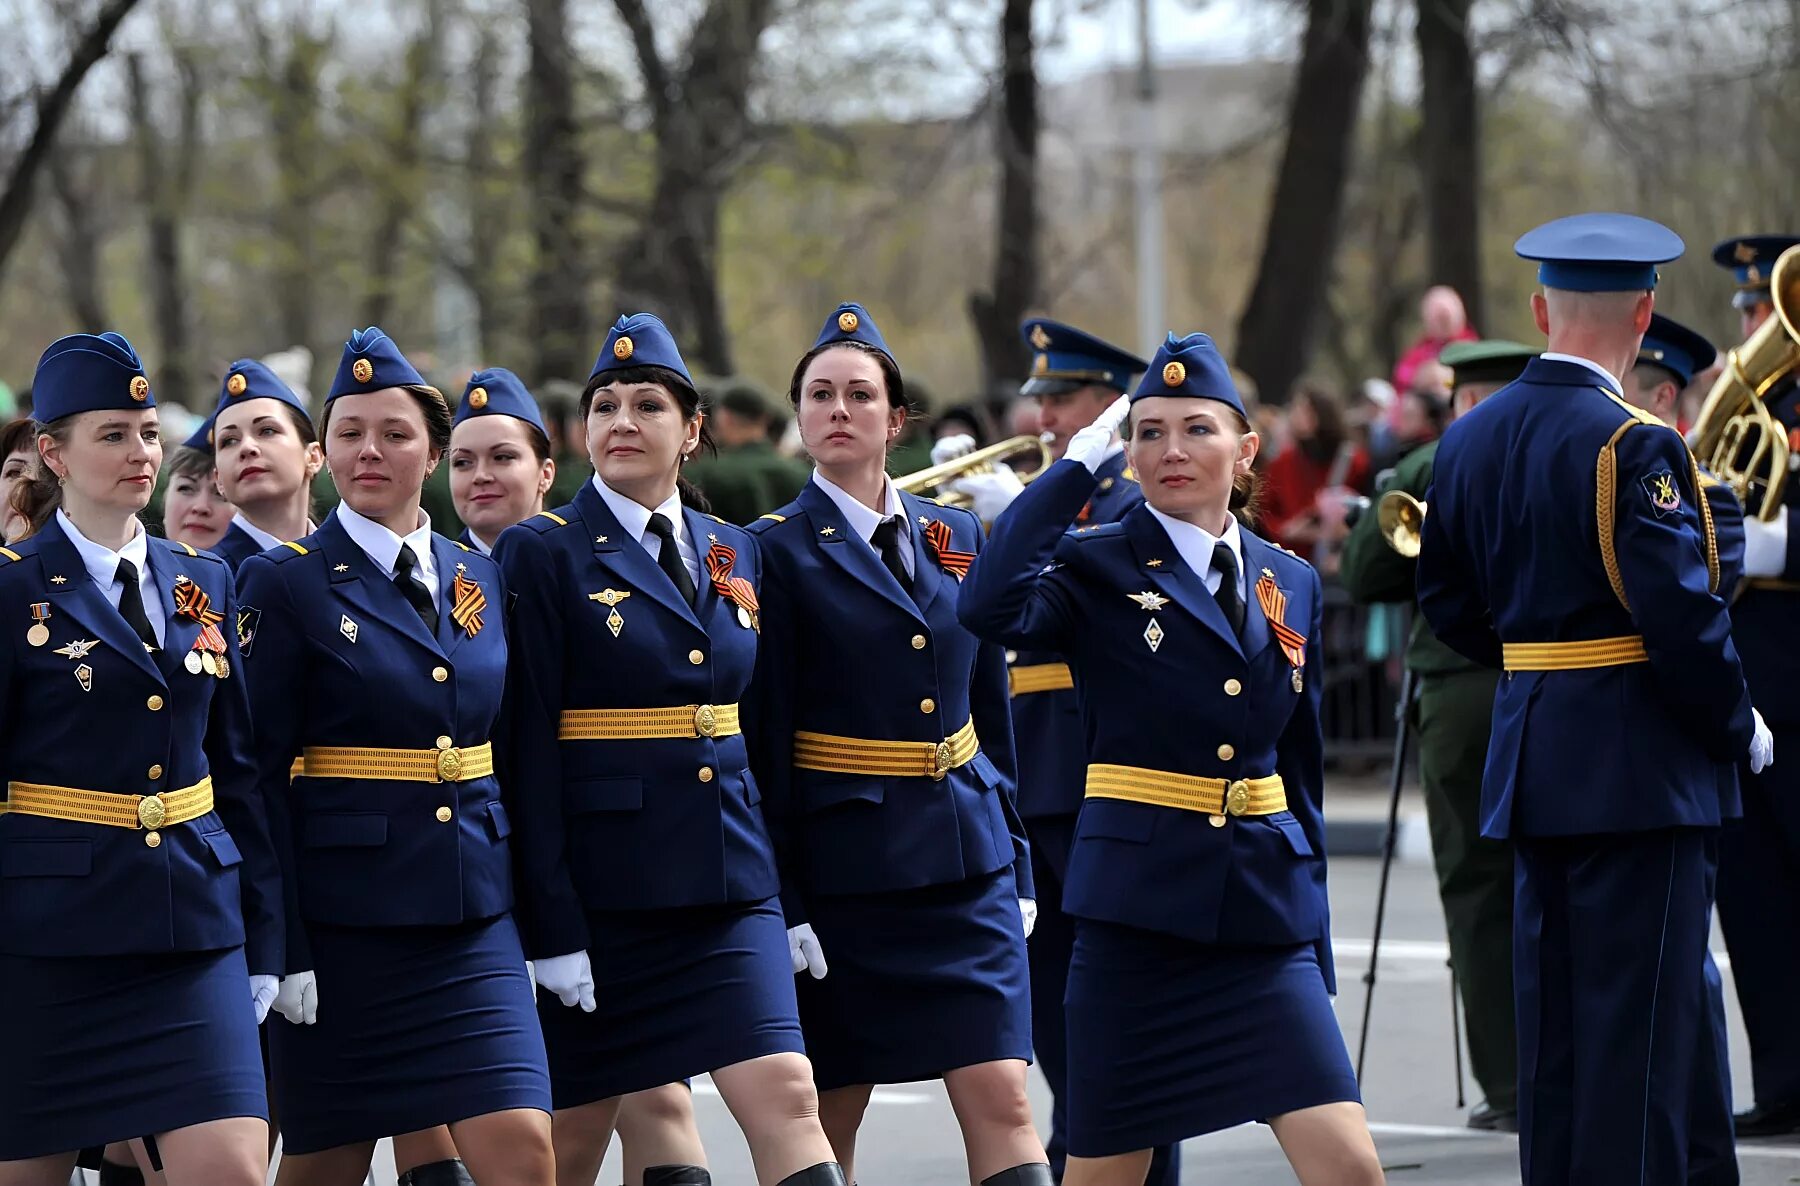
[981,1165,1055,1186]
[395,1159,476,1186]
[642,1167,713,1186]
[776,1164,850,1186]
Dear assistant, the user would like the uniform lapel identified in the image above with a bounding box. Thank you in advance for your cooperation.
[315,513,444,658]
[797,480,923,623]
[683,505,731,627]
[36,518,163,682]
[900,492,946,615]
[574,482,702,631]
[1237,531,1276,660]
[433,536,483,657]
[144,538,204,681]
[1122,506,1244,659]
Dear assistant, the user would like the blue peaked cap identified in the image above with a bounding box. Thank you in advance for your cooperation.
[1129,332,1244,418]
[1514,213,1683,292]
[32,332,155,423]
[1019,318,1146,396]
[1711,234,1800,310]
[455,367,547,434]
[186,359,312,450]
[327,326,433,403]
[1637,313,1716,389]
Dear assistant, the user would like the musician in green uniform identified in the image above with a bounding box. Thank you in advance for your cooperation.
[1338,338,1535,1132]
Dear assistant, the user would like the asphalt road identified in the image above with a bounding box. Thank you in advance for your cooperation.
[278,852,1800,1185]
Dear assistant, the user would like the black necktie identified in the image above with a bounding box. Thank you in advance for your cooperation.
[871,516,914,597]
[115,559,158,651]
[646,513,697,607]
[393,545,438,632]
[1211,542,1245,636]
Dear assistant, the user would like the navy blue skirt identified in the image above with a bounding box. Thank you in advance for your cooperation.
[539,897,803,1108]
[1065,920,1359,1156]
[0,946,265,1160]
[798,869,1030,1090]
[268,914,550,1153]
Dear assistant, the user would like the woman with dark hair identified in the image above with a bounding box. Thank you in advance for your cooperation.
[958,333,1382,1186]
[1258,382,1371,553]
[448,369,556,555]
[0,332,282,1185]
[745,303,1046,1186]
[1,417,38,543]
[497,314,843,1186]
[237,327,553,1186]
[163,445,233,553]
[197,361,324,571]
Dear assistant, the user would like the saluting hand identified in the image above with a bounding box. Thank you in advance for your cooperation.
[274,970,319,1025]
[1065,394,1132,472]
[788,923,828,980]
[534,951,597,1012]
[250,974,279,1025]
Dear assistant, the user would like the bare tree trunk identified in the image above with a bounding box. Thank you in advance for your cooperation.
[1416,0,1483,330]
[0,0,142,292]
[1235,0,1373,406]
[523,0,589,385]
[45,142,109,327]
[967,0,1039,413]
[246,13,330,368]
[127,50,202,401]
[612,0,778,377]
[465,26,505,359]
[361,27,437,328]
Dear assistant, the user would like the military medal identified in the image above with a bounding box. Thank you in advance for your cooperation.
[1291,668,1304,693]
[1254,573,1310,686]
[589,589,631,637]
[737,605,753,630]
[703,541,760,632]
[201,651,219,676]
[185,650,204,674]
[27,602,52,647]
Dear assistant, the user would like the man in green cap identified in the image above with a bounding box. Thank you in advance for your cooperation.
[686,378,810,525]
[1339,338,1536,1132]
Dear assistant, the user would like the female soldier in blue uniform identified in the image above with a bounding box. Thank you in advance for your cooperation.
[238,327,553,1186]
[0,332,283,1185]
[201,360,322,571]
[449,369,556,556]
[746,304,1047,1186]
[959,333,1384,1186]
[496,314,843,1186]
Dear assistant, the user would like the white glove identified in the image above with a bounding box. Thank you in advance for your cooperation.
[534,951,597,1011]
[249,974,279,1025]
[1744,506,1788,579]
[1065,395,1132,472]
[1019,898,1038,939]
[951,467,1025,521]
[788,923,828,979]
[931,433,978,467]
[274,970,318,1025]
[1751,708,1775,774]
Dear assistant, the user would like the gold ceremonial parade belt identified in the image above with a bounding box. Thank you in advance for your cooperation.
[1,776,214,831]
[559,703,742,741]
[301,741,494,784]
[794,718,980,780]
[1500,635,1648,672]
[1085,763,1288,818]
[1009,663,1074,696]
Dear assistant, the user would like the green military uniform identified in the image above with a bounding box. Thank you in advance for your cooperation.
[1339,340,1536,1122]
[686,439,810,526]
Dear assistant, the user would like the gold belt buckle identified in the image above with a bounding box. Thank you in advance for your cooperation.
[435,738,463,783]
[929,740,953,780]
[1225,780,1250,817]
[137,793,167,829]
[694,704,718,738]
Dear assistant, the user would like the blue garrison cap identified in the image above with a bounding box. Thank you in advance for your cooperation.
[1019,318,1147,397]
[455,367,547,435]
[591,313,694,389]
[328,326,433,403]
[1514,213,1684,292]
[1129,332,1244,417]
[810,302,897,370]
[1636,314,1716,389]
[1711,234,1799,310]
[31,332,155,423]
[186,359,313,449]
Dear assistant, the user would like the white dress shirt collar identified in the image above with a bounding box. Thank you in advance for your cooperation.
[1541,352,1623,396]
[232,512,286,552]
[335,502,436,597]
[1146,506,1247,599]
[56,509,164,644]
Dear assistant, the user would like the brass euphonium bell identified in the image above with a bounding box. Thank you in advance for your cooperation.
[1690,244,1800,522]
[1377,490,1427,558]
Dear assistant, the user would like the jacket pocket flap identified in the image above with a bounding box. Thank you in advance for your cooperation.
[0,838,93,878]
[1075,800,1158,844]
[486,801,512,839]
[968,752,1003,790]
[302,812,389,848]
[799,771,886,812]
[568,777,643,814]
[201,829,243,867]
[1271,814,1314,857]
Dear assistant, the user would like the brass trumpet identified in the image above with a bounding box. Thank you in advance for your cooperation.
[1690,244,1800,522]
[1377,490,1426,558]
[895,433,1054,509]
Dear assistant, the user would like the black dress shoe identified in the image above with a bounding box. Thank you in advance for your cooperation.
[1736,1098,1800,1137]
[395,1159,476,1186]
[1466,1102,1519,1132]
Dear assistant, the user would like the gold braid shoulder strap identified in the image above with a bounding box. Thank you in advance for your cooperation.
[1597,394,1719,613]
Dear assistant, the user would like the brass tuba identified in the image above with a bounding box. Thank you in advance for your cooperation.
[1690,244,1800,522]
[1377,490,1426,558]
[894,434,1054,510]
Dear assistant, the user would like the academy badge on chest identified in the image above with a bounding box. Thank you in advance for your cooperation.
[589,588,632,637]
